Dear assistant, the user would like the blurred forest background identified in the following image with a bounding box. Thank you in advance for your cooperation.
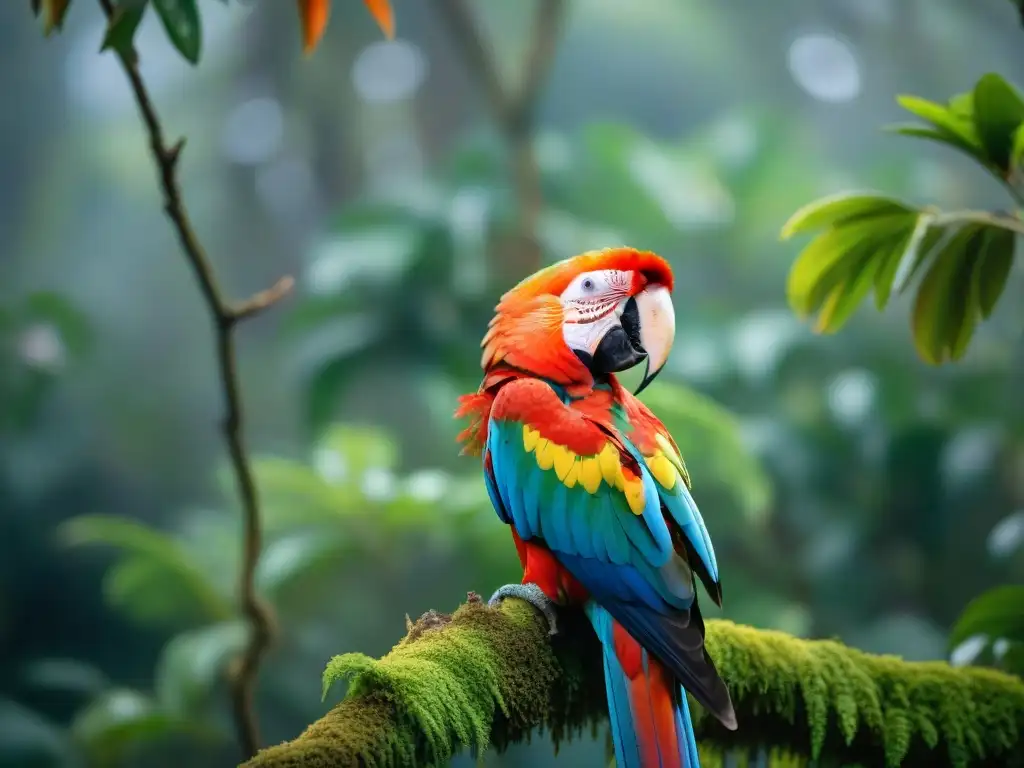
[2,0,1024,766]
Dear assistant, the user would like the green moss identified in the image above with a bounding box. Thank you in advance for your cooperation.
[243,598,1024,768]
[702,621,1024,768]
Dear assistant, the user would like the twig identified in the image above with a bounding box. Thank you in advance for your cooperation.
[930,208,1024,236]
[435,0,568,277]
[999,178,1024,210]
[96,0,286,758]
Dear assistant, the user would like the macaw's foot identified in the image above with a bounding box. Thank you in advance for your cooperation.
[488,583,559,636]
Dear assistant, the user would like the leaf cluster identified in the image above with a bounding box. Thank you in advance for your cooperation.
[32,0,394,65]
[781,73,1024,364]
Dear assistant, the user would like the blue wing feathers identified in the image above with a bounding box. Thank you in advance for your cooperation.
[483,457,509,524]
[680,486,719,581]
[486,389,713,609]
[521,457,544,535]
[544,480,573,550]
[566,488,596,559]
[661,482,719,585]
[487,411,697,613]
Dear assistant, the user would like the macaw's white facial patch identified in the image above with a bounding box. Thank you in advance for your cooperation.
[559,269,633,356]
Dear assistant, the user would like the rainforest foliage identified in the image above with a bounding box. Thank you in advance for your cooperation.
[2,2,1022,768]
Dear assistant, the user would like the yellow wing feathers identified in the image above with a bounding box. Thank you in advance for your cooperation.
[651,432,691,489]
[521,425,646,514]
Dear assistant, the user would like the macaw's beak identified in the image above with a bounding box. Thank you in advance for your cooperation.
[586,284,675,394]
[631,284,675,395]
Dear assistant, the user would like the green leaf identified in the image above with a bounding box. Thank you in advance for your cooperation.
[895,95,984,153]
[871,221,920,309]
[893,222,946,296]
[1012,123,1024,171]
[248,457,354,530]
[256,530,350,608]
[814,251,878,333]
[972,73,1024,172]
[787,215,915,318]
[911,225,984,364]
[58,515,232,627]
[317,424,399,477]
[152,0,201,64]
[101,0,148,57]
[910,221,1017,363]
[950,585,1024,648]
[103,556,217,630]
[973,226,1016,318]
[886,125,988,163]
[22,658,110,700]
[0,698,71,765]
[71,690,212,766]
[780,192,915,240]
[805,214,919,332]
[154,622,247,718]
[948,91,975,119]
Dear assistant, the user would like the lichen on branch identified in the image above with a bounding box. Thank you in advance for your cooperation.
[243,594,1024,768]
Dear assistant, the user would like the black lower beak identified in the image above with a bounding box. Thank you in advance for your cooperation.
[592,325,647,374]
[581,298,645,376]
[572,297,649,378]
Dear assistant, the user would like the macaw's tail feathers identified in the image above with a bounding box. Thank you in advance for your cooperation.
[589,605,701,768]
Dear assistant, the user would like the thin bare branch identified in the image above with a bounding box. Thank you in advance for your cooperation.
[96,0,282,758]
[508,0,568,137]
[231,276,296,321]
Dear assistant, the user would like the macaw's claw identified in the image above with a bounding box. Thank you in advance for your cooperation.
[488,583,559,635]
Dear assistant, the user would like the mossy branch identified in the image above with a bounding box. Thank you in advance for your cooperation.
[242,594,1024,768]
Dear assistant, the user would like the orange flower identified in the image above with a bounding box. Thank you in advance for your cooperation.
[297,0,395,54]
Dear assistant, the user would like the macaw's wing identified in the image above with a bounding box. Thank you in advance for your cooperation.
[616,388,722,606]
[637,424,722,607]
[485,378,686,605]
[484,378,733,724]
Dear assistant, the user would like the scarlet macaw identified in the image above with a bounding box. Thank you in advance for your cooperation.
[455,248,736,768]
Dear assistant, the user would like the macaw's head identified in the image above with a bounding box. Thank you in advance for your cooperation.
[481,247,675,394]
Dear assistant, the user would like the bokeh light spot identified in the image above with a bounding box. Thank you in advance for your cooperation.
[352,40,427,104]
[787,32,861,103]
[221,97,284,166]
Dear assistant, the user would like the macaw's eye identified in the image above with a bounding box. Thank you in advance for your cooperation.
[582,278,595,292]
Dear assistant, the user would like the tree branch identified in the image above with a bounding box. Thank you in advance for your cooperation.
[434,0,510,123]
[508,0,568,139]
[434,0,567,279]
[96,0,286,758]
[930,208,1024,236]
[243,595,1024,768]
